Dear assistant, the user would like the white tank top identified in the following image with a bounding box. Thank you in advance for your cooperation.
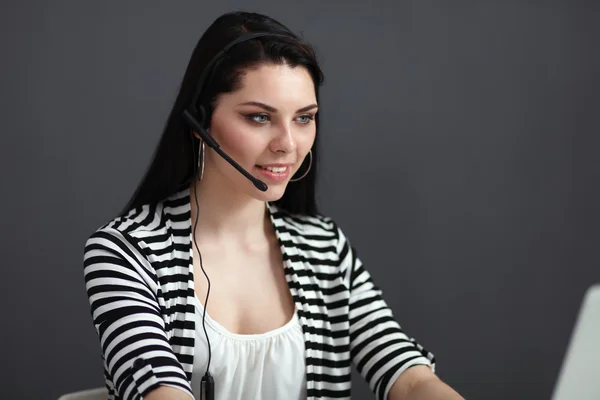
[191,294,307,400]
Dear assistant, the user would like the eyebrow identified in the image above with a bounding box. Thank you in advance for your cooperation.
[238,101,318,113]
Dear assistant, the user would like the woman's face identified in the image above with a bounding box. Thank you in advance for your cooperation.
[201,62,318,202]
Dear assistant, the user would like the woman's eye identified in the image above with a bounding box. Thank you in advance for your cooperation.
[245,113,315,125]
[247,114,270,124]
[297,114,315,124]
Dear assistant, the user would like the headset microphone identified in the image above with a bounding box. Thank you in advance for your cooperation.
[182,109,268,192]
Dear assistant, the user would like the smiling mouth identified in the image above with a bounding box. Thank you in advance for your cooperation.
[256,165,288,173]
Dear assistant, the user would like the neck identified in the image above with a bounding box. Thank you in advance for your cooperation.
[189,172,271,246]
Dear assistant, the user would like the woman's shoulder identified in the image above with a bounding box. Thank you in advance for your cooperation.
[266,203,352,254]
[268,203,339,234]
[87,189,188,245]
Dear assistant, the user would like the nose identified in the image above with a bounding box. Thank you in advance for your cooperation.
[269,124,296,154]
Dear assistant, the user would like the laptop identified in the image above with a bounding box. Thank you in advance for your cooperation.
[552,284,600,400]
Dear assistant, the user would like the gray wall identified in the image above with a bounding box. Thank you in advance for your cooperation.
[1,1,598,399]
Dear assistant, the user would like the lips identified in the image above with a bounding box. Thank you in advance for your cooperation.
[257,165,288,173]
[254,164,291,182]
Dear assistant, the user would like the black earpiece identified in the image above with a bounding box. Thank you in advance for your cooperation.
[183,107,219,150]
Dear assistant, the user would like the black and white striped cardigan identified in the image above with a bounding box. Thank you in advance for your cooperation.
[83,188,435,400]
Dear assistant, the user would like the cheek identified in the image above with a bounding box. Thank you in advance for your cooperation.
[210,116,263,160]
[299,127,317,152]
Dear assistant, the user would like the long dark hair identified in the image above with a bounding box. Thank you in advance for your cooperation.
[120,11,324,217]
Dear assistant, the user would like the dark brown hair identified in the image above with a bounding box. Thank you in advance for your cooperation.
[121,11,324,216]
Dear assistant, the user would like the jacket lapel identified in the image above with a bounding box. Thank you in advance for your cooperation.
[266,202,324,399]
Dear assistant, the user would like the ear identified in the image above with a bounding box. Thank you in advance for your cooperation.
[192,129,210,140]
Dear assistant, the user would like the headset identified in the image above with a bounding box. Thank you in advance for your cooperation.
[183,31,299,192]
[181,31,298,400]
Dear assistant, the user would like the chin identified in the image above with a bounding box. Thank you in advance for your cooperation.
[251,183,287,203]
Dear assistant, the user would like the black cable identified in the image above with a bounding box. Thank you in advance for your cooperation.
[191,138,213,391]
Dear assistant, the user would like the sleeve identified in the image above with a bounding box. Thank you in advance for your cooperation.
[334,223,436,400]
[83,227,194,400]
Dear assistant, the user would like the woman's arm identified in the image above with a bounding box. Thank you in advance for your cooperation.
[84,228,194,400]
[388,365,464,400]
[144,385,194,400]
[333,221,462,399]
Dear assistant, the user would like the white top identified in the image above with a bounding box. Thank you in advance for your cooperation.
[191,294,307,400]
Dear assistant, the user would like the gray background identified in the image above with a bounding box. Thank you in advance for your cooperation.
[1,1,598,399]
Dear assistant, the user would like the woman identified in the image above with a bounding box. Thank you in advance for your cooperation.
[83,11,463,400]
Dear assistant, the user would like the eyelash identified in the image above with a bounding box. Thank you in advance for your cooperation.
[245,113,315,125]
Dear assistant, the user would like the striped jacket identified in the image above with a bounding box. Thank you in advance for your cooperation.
[83,188,435,400]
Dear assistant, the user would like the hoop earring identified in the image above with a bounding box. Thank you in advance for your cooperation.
[290,150,312,182]
[197,139,205,182]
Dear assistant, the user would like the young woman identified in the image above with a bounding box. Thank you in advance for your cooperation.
[83,11,464,400]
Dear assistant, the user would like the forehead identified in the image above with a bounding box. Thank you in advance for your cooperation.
[226,63,316,105]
